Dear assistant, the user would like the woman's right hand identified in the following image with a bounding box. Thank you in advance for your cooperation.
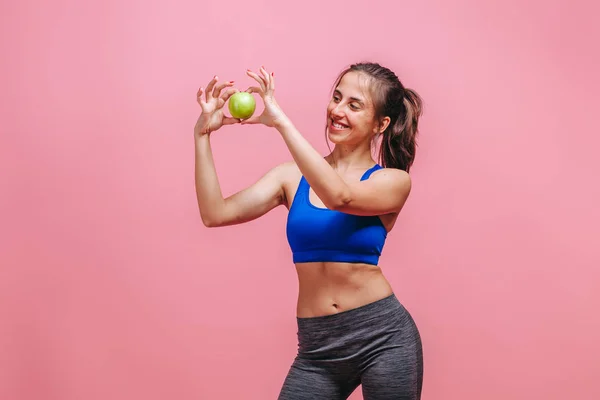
[194,76,240,137]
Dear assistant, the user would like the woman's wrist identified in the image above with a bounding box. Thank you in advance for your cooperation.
[194,114,212,137]
[273,113,294,132]
[194,124,211,141]
[194,114,206,130]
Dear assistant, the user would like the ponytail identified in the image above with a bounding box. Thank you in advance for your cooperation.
[380,88,423,172]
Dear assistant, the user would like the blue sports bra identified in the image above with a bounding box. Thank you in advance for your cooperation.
[286,164,388,265]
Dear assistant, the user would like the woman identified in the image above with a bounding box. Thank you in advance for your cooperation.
[194,62,424,399]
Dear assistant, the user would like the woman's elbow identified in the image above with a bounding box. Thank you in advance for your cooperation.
[326,191,352,211]
[202,218,219,228]
[200,212,223,228]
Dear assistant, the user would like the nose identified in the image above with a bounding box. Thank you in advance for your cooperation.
[330,102,345,119]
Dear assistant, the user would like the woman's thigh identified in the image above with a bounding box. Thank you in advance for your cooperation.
[360,335,423,400]
[278,359,360,400]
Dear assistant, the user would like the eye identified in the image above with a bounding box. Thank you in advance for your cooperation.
[333,96,340,102]
[349,103,360,110]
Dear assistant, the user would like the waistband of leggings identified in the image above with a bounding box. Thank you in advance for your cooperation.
[296,293,403,330]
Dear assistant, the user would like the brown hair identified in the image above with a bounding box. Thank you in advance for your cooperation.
[329,62,423,172]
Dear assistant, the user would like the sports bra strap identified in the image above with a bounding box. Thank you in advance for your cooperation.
[360,164,382,181]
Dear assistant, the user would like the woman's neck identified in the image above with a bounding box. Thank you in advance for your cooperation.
[327,144,376,172]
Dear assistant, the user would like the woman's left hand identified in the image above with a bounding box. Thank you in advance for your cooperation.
[242,66,288,128]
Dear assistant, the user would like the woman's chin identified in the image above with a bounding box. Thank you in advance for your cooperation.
[327,129,347,144]
[327,130,371,147]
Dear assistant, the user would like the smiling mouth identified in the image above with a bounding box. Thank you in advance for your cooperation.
[330,120,349,130]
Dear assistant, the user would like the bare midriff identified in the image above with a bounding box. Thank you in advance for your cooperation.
[295,262,393,318]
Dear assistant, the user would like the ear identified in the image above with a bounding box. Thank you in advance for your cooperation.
[376,116,391,134]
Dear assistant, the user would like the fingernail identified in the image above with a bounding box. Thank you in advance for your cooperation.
[271,72,274,76]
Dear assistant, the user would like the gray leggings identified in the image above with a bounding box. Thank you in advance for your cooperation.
[278,293,423,400]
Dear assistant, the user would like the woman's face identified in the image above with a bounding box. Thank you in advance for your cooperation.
[326,71,387,146]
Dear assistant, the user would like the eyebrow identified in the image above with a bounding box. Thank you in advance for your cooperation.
[334,89,365,105]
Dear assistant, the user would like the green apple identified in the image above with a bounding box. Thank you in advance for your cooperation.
[228,92,256,120]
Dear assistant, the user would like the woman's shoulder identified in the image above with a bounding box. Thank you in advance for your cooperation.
[269,160,301,184]
[369,166,412,189]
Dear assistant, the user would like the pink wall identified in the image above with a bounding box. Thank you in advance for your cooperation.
[2,0,599,399]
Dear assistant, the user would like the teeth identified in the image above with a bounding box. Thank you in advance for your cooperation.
[332,122,347,129]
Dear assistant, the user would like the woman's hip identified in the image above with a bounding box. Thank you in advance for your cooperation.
[294,293,421,362]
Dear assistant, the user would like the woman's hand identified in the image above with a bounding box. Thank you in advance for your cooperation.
[242,66,289,128]
[195,76,240,136]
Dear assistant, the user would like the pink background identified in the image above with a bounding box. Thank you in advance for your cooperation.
[2,0,599,399]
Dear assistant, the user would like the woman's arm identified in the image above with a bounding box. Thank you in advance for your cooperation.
[195,134,289,227]
[193,74,289,227]
[275,118,411,215]
[243,67,411,216]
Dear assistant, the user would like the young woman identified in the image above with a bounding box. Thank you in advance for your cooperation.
[194,62,424,400]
